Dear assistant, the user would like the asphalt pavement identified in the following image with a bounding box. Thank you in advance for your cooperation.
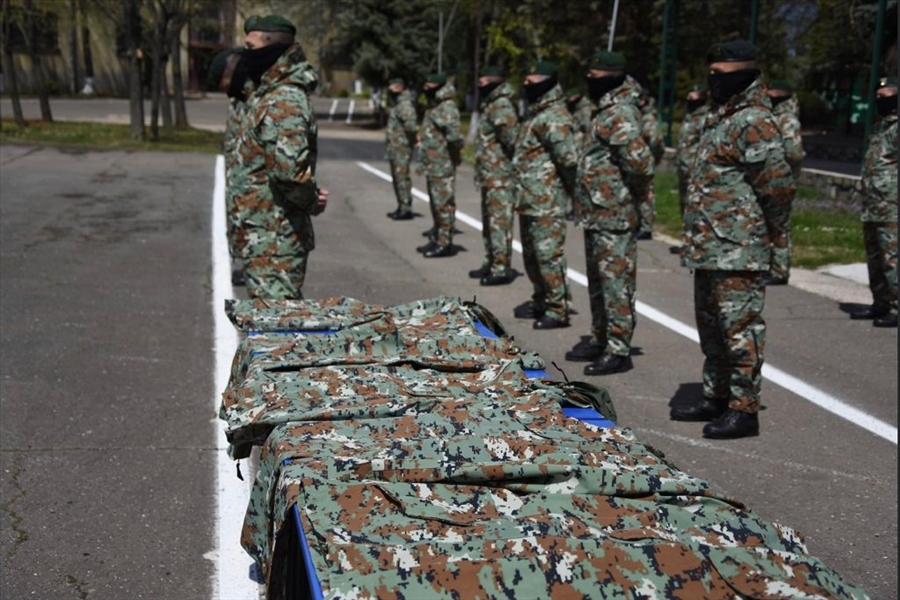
[1,116,896,599]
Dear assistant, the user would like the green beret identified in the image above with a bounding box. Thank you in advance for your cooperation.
[706,39,756,63]
[244,14,296,36]
[769,79,793,93]
[207,47,243,87]
[564,86,582,98]
[879,76,899,88]
[426,73,447,85]
[480,65,505,78]
[587,51,626,71]
[388,77,405,86]
[689,82,708,93]
[528,60,558,76]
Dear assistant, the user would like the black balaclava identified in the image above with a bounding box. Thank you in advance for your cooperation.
[478,81,502,99]
[708,68,759,105]
[424,83,443,102]
[227,59,249,101]
[769,95,791,108]
[586,74,626,102]
[686,98,706,113]
[523,74,558,103]
[876,94,898,117]
[244,43,291,85]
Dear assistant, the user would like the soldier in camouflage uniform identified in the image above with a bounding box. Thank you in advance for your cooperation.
[566,52,654,376]
[670,83,709,254]
[765,79,806,285]
[635,90,664,240]
[565,86,594,149]
[512,61,578,330]
[384,77,418,221]
[417,73,463,258]
[234,15,328,299]
[471,66,519,285]
[670,40,795,439]
[208,47,249,285]
[851,76,898,328]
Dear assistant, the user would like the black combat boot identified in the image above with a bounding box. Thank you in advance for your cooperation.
[533,315,569,330]
[565,339,603,362]
[873,314,898,328]
[423,244,456,258]
[850,305,889,320]
[702,409,759,439]
[480,273,511,286]
[670,397,728,422]
[583,354,632,375]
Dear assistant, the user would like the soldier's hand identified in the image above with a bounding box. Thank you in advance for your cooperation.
[312,187,329,216]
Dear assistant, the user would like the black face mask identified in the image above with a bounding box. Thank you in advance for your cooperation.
[244,43,291,85]
[876,94,898,117]
[478,81,501,99]
[708,68,759,105]
[226,59,248,101]
[769,95,791,108]
[424,86,441,102]
[686,98,706,113]
[566,97,581,113]
[523,75,557,103]
[586,74,626,102]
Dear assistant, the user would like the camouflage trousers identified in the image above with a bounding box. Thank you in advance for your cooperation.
[520,215,569,322]
[694,270,766,413]
[225,176,246,261]
[427,175,456,247]
[584,228,637,357]
[479,185,515,276]
[863,221,898,315]
[769,204,794,281]
[242,252,308,299]
[677,172,688,218]
[636,187,656,235]
[389,155,413,212]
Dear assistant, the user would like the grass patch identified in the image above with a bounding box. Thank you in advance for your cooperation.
[0,119,222,154]
[654,170,865,268]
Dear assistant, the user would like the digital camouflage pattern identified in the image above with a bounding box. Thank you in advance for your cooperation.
[221,295,867,598]
[514,83,578,322]
[475,82,519,277]
[769,94,805,280]
[224,98,248,259]
[385,89,418,212]
[566,94,594,149]
[234,43,320,299]
[860,112,898,316]
[675,103,708,216]
[575,81,653,357]
[419,83,463,247]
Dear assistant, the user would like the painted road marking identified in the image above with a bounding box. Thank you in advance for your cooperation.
[346,99,355,124]
[356,160,898,446]
[328,99,338,122]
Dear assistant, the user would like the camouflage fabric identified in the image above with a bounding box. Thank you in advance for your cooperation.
[385,89,418,211]
[514,84,577,322]
[583,230,637,357]
[768,94,805,280]
[566,94,594,149]
[224,98,248,259]
[860,114,898,315]
[639,95,665,164]
[234,43,320,299]
[419,83,462,245]
[475,82,519,276]
[675,103,709,216]
[695,270,767,413]
[681,77,795,272]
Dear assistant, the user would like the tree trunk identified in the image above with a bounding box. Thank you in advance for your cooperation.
[24,0,52,121]
[69,0,79,95]
[149,23,162,140]
[125,0,144,140]
[1,0,26,127]
[160,53,173,131]
[170,20,188,128]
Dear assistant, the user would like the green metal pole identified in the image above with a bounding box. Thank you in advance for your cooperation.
[749,0,759,45]
[862,0,887,152]
[665,0,679,147]
[657,0,671,137]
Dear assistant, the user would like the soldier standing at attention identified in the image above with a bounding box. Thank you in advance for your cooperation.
[670,83,709,255]
[512,60,578,330]
[471,66,519,285]
[670,40,794,439]
[235,15,328,299]
[851,76,898,328]
[384,77,418,221]
[417,73,463,258]
[764,79,806,286]
[565,51,654,375]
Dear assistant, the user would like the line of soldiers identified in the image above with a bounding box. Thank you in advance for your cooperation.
[208,15,328,300]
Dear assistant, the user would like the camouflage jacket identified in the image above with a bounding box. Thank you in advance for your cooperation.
[224,98,246,171]
[419,83,463,178]
[772,95,805,175]
[682,77,795,271]
[474,82,519,189]
[235,43,319,256]
[575,83,654,231]
[384,89,418,161]
[639,95,665,163]
[860,114,898,223]
[568,95,595,150]
[513,84,579,217]
[675,104,708,177]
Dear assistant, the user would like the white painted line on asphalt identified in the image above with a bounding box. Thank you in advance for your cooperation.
[355,160,898,446]
[209,155,257,599]
[346,99,355,124]
[328,99,338,122]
